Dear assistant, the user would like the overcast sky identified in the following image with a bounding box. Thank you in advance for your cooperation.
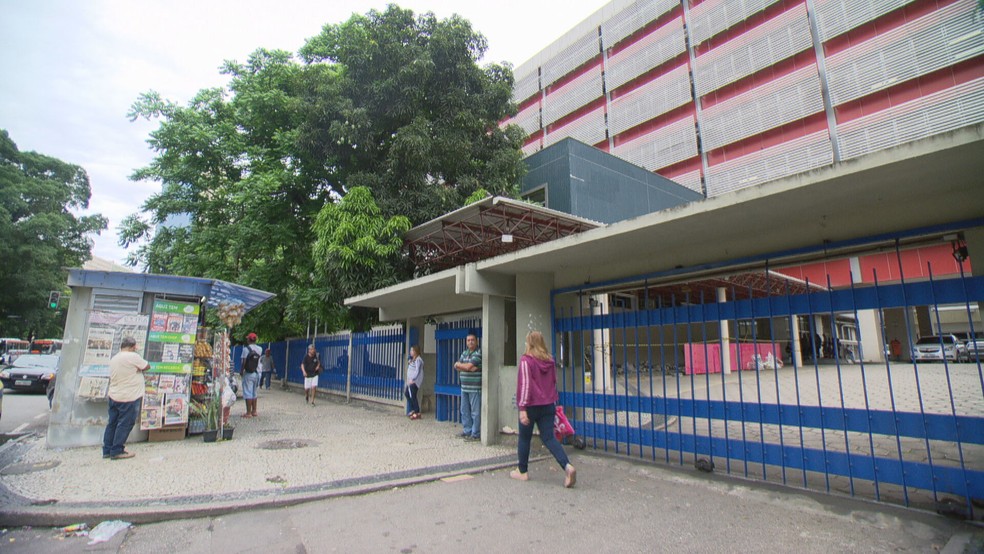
[0,0,605,266]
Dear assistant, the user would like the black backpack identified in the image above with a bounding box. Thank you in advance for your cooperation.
[243,346,260,373]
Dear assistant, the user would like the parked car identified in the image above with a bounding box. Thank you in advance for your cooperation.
[965,336,984,363]
[911,335,960,363]
[952,332,979,362]
[0,354,59,392]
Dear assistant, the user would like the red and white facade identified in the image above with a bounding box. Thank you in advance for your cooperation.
[503,0,984,197]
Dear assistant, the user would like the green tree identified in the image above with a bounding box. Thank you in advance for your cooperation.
[123,6,528,338]
[298,4,527,224]
[308,187,411,330]
[0,129,107,338]
[121,49,329,339]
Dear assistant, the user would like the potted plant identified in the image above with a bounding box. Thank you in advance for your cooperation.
[203,393,221,443]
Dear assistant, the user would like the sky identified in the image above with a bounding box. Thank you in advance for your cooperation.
[0,0,606,266]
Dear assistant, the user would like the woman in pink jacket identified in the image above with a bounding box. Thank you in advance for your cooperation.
[510,330,576,487]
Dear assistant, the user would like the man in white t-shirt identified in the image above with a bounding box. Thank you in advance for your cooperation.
[102,336,150,460]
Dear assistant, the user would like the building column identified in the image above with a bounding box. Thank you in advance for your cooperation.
[590,294,612,392]
[791,315,803,368]
[717,287,732,374]
[481,294,505,446]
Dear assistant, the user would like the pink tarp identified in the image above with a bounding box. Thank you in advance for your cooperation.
[684,343,783,375]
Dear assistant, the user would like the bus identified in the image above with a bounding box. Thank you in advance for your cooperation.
[30,338,63,355]
[1,337,30,365]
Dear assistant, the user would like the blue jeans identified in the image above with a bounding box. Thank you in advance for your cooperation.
[460,390,481,438]
[103,398,142,457]
[261,370,273,389]
[242,372,260,399]
[517,403,570,473]
[405,383,420,415]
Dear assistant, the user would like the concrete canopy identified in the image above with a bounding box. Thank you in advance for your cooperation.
[347,124,984,319]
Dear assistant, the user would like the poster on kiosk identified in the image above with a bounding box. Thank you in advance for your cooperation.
[139,299,198,430]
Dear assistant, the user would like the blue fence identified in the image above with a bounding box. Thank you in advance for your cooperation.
[232,326,408,404]
[552,242,984,516]
[434,320,482,422]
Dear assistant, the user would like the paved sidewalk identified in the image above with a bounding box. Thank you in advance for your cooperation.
[0,388,515,525]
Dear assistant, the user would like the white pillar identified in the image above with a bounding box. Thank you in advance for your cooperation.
[481,294,505,446]
[717,287,732,374]
[791,315,803,367]
[590,294,611,392]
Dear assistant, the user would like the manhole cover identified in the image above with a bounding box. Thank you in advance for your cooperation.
[257,439,319,450]
[1,460,61,475]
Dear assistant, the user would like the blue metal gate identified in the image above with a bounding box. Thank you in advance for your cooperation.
[434,320,481,422]
[553,239,984,516]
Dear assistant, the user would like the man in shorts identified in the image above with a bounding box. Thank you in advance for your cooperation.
[301,344,321,406]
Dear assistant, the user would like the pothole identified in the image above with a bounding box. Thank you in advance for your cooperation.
[1,460,61,475]
[257,438,319,450]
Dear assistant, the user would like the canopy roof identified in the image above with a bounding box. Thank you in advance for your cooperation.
[67,270,276,314]
[406,196,601,272]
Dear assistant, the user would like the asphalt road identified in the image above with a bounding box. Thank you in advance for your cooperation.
[0,391,48,437]
[1,453,975,553]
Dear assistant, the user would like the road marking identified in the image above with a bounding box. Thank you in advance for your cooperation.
[34,413,47,420]
[12,423,28,434]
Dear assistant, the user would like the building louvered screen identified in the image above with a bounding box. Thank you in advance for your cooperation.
[544,106,607,147]
[688,0,781,46]
[510,102,542,134]
[704,130,833,196]
[609,64,693,135]
[665,169,704,193]
[601,0,679,48]
[838,77,984,160]
[612,115,699,170]
[813,0,916,42]
[825,1,984,107]
[605,17,687,90]
[543,67,604,125]
[700,64,824,150]
[543,31,601,85]
[693,4,812,97]
[513,70,541,104]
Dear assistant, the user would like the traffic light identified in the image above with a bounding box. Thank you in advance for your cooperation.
[48,291,60,309]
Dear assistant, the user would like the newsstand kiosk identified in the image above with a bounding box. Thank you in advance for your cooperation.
[47,270,273,449]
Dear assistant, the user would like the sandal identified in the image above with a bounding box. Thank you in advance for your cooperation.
[564,464,577,488]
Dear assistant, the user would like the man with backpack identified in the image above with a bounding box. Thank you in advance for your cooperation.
[240,332,262,418]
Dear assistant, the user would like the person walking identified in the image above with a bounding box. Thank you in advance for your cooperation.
[405,345,424,419]
[510,330,576,488]
[453,332,482,441]
[240,333,262,418]
[102,336,150,460]
[301,344,321,406]
[259,348,275,390]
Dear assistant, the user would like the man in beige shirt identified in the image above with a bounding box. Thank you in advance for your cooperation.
[102,336,150,460]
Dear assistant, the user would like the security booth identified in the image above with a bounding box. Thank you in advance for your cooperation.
[47,270,274,449]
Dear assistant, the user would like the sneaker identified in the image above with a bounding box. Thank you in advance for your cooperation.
[111,451,135,460]
[458,432,470,438]
[509,469,529,481]
[465,435,481,442]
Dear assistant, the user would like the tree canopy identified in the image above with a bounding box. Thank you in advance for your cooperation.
[122,5,527,338]
[0,129,107,338]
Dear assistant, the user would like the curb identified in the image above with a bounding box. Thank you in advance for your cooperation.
[0,454,531,527]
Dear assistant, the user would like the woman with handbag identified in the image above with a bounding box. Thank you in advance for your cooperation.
[511,330,576,488]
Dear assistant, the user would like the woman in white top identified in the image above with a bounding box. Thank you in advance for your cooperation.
[405,345,424,419]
